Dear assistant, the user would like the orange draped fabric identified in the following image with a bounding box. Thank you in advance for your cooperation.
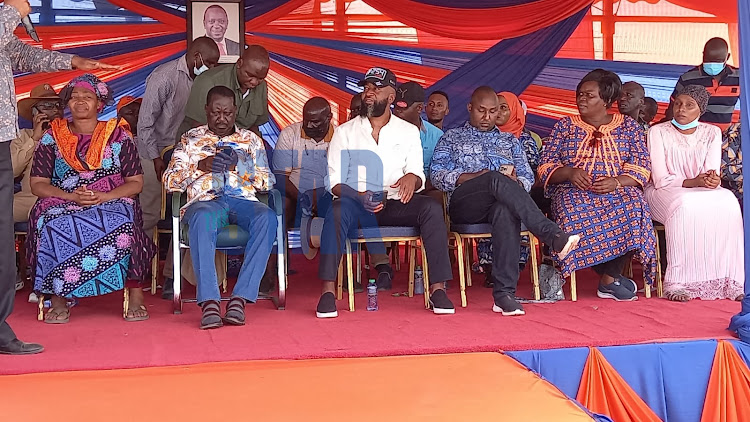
[51,118,127,172]
[701,340,750,422]
[576,347,662,422]
[362,0,594,40]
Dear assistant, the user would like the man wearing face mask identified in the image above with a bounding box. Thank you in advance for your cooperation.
[137,36,220,299]
[273,97,335,229]
[667,37,740,131]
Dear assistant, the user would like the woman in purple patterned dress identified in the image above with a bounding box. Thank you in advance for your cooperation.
[28,74,155,323]
[538,69,656,301]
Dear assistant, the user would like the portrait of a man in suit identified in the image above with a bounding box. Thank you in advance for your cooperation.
[203,4,240,56]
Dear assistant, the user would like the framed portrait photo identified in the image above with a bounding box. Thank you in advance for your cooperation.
[187,0,245,64]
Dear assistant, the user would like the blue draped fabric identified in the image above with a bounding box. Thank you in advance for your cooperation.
[729,0,750,344]
[244,0,295,22]
[427,7,588,130]
[510,340,730,422]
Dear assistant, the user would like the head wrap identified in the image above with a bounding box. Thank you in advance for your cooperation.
[676,84,710,115]
[496,92,525,138]
[59,73,114,113]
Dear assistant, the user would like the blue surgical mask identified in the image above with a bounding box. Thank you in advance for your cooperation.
[193,55,208,76]
[702,62,725,76]
[671,118,699,130]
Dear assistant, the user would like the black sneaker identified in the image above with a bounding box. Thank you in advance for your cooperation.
[429,289,455,315]
[375,264,393,291]
[316,292,338,318]
[598,281,637,301]
[493,295,526,316]
[616,275,637,294]
[161,278,174,300]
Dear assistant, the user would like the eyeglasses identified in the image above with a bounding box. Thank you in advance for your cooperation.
[35,101,64,111]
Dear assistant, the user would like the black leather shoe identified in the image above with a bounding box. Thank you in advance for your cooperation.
[161,278,174,300]
[0,338,44,355]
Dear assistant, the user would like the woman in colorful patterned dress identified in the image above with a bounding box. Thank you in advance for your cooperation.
[28,74,156,323]
[645,85,744,302]
[476,92,540,287]
[539,69,657,301]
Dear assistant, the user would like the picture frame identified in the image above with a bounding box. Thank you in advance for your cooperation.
[187,0,245,64]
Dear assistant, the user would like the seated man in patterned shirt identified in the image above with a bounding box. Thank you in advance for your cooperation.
[163,86,277,329]
[430,86,579,316]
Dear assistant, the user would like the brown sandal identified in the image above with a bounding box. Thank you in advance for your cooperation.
[223,297,246,326]
[124,305,150,322]
[200,300,223,330]
[44,308,70,324]
[666,290,690,302]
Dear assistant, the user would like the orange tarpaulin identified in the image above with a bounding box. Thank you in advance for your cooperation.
[0,353,594,422]
[701,340,750,422]
[577,347,662,422]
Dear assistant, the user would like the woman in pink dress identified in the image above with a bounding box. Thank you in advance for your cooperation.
[645,85,744,302]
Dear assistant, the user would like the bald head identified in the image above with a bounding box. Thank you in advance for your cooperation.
[236,44,270,92]
[470,86,498,106]
[302,97,332,141]
[703,37,729,64]
[618,81,645,119]
[468,86,499,131]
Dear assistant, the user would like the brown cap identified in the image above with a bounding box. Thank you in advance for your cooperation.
[18,84,61,121]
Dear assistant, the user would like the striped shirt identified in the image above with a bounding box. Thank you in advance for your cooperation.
[136,55,193,160]
[671,65,741,131]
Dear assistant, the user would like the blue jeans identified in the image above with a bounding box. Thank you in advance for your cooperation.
[183,196,277,304]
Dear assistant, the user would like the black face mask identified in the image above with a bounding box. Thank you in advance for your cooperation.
[304,118,330,139]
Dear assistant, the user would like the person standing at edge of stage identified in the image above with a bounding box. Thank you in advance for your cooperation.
[0,0,120,355]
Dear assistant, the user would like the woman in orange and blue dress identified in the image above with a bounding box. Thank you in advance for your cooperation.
[538,69,656,301]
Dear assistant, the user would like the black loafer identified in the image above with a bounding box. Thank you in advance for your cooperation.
[0,338,44,355]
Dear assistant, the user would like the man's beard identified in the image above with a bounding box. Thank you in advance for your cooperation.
[359,98,388,118]
[427,117,442,124]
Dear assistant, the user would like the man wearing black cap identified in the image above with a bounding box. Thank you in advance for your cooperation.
[316,67,455,318]
[393,81,444,202]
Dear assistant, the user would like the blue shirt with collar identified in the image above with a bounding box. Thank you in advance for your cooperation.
[419,118,443,177]
[430,121,534,194]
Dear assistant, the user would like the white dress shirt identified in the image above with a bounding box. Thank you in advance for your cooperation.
[327,114,425,200]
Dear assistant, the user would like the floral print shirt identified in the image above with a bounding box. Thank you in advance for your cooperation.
[721,123,742,201]
[163,125,275,213]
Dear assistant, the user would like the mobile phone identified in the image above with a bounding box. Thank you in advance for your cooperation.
[499,164,515,176]
[371,191,385,203]
[32,106,50,130]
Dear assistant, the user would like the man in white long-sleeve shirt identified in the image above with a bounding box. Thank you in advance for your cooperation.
[0,0,118,355]
[315,67,455,319]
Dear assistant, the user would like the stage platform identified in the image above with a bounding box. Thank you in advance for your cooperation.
[0,255,741,376]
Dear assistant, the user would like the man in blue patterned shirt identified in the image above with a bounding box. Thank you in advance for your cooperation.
[430,86,579,316]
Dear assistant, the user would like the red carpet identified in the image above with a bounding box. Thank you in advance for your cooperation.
[0,254,739,375]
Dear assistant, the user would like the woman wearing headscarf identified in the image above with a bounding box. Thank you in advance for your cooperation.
[28,74,156,323]
[476,92,540,287]
[645,84,744,302]
[539,69,656,301]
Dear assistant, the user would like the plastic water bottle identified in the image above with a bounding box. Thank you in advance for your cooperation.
[366,279,378,311]
[414,266,424,295]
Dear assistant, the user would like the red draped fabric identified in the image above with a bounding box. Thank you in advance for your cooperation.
[246,0,311,30]
[361,0,594,40]
[576,347,662,422]
[107,0,185,29]
[248,34,450,86]
[627,0,737,21]
[14,42,184,98]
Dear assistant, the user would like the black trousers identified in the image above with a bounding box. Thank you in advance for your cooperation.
[0,142,17,346]
[449,172,564,300]
[318,195,452,285]
[592,255,628,278]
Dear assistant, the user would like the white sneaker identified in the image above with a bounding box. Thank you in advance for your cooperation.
[14,278,24,292]
[28,292,39,303]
